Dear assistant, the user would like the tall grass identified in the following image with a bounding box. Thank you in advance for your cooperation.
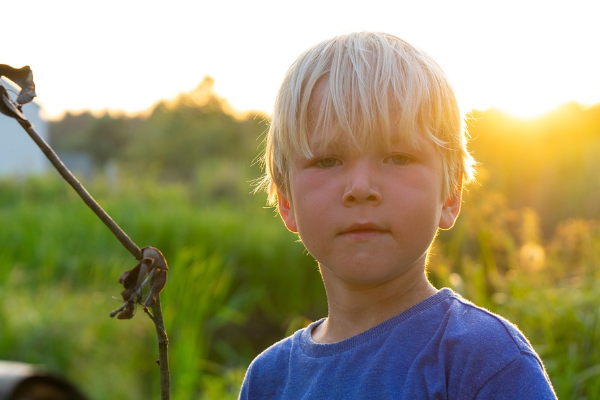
[431,180,600,399]
[0,174,322,399]
[1,173,599,399]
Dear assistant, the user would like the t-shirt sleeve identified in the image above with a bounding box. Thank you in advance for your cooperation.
[474,353,557,400]
[238,363,253,400]
[238,336,294,400]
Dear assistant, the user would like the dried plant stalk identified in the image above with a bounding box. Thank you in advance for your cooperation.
[15,118,171,400]
[17,119,142,260]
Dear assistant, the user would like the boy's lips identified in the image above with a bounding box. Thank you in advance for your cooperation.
[339,222,387,239]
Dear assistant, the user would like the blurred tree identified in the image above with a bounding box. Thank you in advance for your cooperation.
[49,76,268,186]
[88,115,130,167]
[126,76,266,183]
[50,111,136,168]
[49,111,96,151]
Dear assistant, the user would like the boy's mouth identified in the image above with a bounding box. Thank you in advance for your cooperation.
[339,223,386,239]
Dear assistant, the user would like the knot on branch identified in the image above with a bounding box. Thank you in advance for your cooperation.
[111,246,169,319]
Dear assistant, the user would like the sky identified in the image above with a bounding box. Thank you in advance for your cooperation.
[2,0,600,120]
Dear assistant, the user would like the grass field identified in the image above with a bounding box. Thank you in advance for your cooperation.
[1,173,599,399]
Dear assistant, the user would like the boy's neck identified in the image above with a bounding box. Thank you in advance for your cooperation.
[312,269,437,344]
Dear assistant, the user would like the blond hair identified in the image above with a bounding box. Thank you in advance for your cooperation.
[256,31,476,205]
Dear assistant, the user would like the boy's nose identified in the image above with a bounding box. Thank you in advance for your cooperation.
[342,163,382,206]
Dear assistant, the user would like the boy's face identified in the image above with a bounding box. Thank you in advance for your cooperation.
[277,97,461,288]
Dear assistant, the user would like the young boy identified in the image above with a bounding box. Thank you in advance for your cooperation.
[241,31,556,399]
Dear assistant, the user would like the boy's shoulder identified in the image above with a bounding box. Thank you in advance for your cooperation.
[246,288,539,368]
[437,289,538,357]
[240,289,555,399]
[239,327,300,399]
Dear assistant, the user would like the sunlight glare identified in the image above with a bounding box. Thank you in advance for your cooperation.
[2,0,599,120]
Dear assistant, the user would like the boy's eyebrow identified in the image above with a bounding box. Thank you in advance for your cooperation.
[304,133,426,159]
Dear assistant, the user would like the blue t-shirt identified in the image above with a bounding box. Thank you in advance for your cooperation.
[239,288,556,399]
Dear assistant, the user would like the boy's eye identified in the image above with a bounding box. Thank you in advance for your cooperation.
[385,153,413,166]
[314,157,341,168]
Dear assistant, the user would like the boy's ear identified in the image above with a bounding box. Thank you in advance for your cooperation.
[277,190,298,233]
[438,183,463,230]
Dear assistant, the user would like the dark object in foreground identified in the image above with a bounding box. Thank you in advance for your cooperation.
[0,361,87,400]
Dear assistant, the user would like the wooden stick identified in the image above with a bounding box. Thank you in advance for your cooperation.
[16,118,171,399]
[17,119,142,260]
[151,299,171,399]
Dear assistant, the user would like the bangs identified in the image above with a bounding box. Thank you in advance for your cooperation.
[305,77,429,156]
[283,32,455,160]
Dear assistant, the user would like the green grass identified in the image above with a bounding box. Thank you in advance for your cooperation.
[0,174,322,399]
[1,174,599,399]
